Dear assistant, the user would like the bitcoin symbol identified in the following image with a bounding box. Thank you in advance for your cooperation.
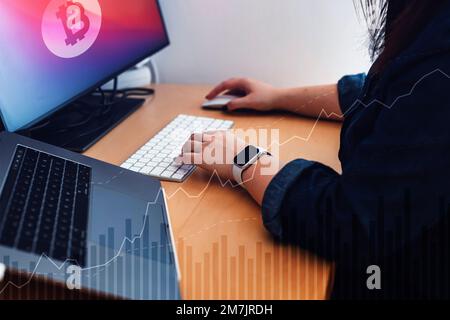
[66,5,83,32]
[42,0,102,58]
[56,1,90,46]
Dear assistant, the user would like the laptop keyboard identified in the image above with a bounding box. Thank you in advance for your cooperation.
[121,115,234,182]
[0,145,90,266]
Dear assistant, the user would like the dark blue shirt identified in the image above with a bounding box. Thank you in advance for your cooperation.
[262,3,450,299]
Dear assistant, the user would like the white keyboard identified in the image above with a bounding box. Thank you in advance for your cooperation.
[121,115,234,182]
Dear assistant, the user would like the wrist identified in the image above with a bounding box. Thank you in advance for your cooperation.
[271,87,298,111]
[241,154,274,181]
[270,88,287,110]
[242,155,281,205]
[241,162,257,184]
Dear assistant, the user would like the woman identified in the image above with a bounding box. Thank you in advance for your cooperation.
[177,0,450,299]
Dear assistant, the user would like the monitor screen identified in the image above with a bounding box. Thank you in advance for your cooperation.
[0,0,169,132]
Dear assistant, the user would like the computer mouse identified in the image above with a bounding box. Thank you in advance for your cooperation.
[202,94,241,111]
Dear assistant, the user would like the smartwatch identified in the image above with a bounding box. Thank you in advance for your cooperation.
[232,145,271,185]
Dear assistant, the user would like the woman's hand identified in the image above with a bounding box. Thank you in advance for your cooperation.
[207,79,343,121]
[176,130,283,205]
[206,78,282,112]
[176,131,246,182]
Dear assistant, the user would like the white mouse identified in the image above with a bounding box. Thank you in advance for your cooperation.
[202,94,241,110]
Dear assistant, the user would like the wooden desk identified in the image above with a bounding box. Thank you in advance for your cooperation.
[85,84,342,300]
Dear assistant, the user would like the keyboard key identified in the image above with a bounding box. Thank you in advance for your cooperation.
[140,167,153,175]
[167,164,181,172]
[151,167,166,176]
[165,167,178,173]
[0,146,90,267]
[161,171,174,179]
[176,169,189,176]
[18,238,33,252]
[172,173,186,180]
[121,163,132,169]
[160,160,172,166]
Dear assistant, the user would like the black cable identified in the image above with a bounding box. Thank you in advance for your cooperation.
[26,83,154,138]
[60,93,156,149]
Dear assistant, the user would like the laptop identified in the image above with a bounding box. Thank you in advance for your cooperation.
[0,0,180,299]
[0,132,180,299]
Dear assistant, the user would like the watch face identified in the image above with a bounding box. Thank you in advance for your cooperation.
[234,146,260,167]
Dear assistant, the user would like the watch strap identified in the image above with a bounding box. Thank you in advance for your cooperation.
[233,148,271,186]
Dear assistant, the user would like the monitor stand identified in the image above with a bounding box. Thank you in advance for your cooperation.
[17,91,146,153]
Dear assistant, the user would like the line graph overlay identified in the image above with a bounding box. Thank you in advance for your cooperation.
[1,67,448,298]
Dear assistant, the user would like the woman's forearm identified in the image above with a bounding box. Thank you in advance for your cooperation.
[240,84,341,204]
[274,84,342,121]
[242,156,283,206]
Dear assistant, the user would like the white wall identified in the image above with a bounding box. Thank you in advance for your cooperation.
[154,0,371,87]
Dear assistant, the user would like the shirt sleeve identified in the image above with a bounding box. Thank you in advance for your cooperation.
[337,73,366,115]
[262,63,450,264]
[262,159,344,261]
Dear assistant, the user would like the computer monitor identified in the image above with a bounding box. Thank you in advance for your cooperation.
[0,0,169,143]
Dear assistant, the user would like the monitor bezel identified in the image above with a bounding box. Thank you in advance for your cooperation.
[0,0,170,132]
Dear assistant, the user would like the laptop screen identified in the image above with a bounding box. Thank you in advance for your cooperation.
[0,0,169,132]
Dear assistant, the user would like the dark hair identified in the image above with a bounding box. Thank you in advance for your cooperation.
[356,0,447,73]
